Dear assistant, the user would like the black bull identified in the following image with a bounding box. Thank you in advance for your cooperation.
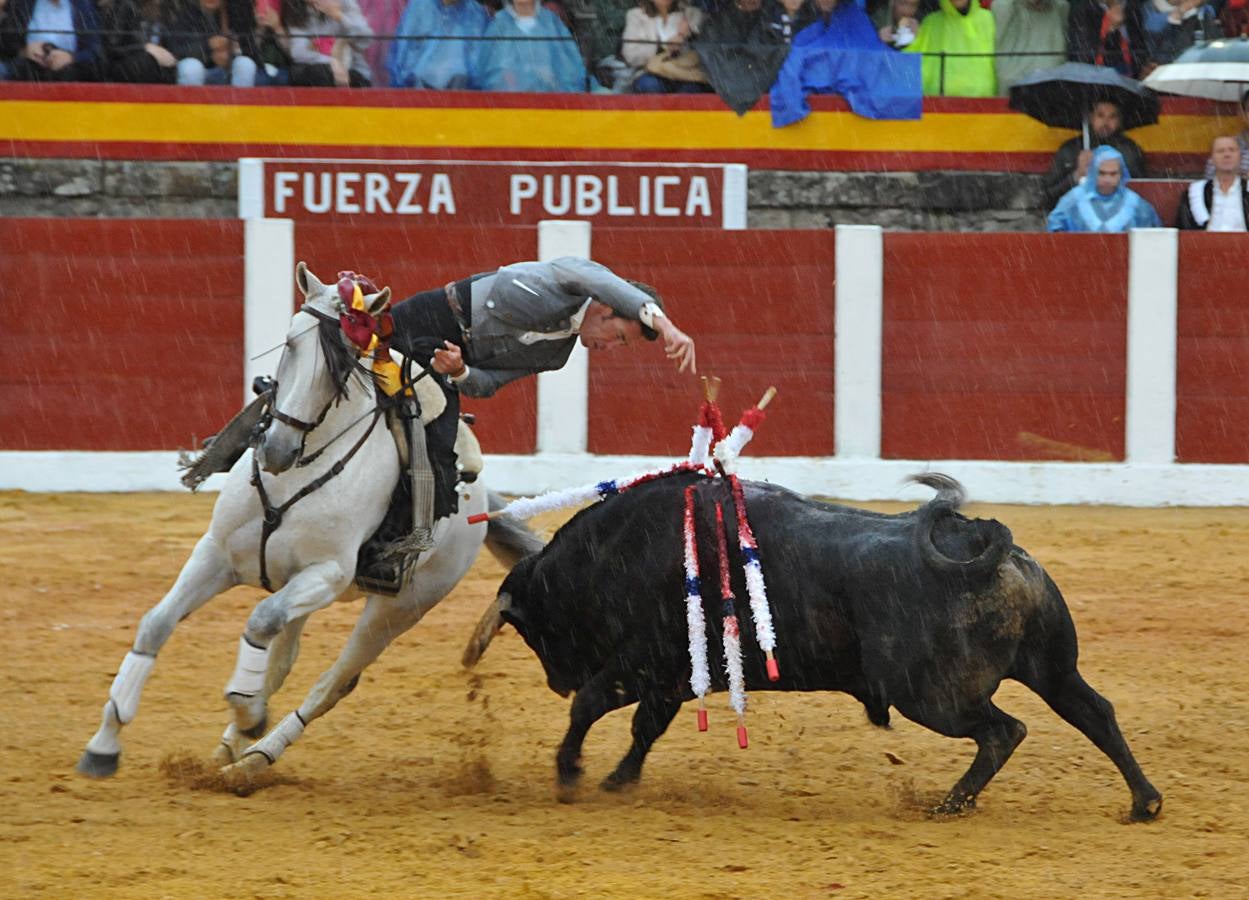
[494,473,1161,820]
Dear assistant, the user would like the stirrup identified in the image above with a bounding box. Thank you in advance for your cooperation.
[410,526,435,552]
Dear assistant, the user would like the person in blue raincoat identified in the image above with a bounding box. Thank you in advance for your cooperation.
[768,0,922,126]
[387,0,489,89]
[470,0,589,92]
[1047,145,1161,233]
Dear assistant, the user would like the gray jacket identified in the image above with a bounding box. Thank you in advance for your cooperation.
[457,257,654,398]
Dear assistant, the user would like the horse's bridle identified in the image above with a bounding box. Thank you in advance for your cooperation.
[251,304,382,591]
[263,305,360,466]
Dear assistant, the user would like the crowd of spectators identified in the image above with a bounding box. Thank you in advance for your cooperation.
[2,0,1246,227]
[2,0,1246,93]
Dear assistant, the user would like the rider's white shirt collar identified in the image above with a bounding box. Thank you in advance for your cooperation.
[518,298,593,345]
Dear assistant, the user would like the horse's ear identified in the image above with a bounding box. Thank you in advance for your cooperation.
[365,286,391,317]
[296,261,324,298]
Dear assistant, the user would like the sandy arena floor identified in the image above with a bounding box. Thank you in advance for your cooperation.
[1,489,1246,898]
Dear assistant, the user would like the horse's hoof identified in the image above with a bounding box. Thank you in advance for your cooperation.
[76,749,120,778]
[211,743,237,766]
[1130,794,1163,822]
[222,751,271,777]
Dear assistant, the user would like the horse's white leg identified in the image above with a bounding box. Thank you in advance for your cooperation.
[78,536,235,777]
[223,561,352,735]
[226,593,423,773]
[214,614,309,764]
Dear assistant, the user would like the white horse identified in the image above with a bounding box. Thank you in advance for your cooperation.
[78,263,539,779]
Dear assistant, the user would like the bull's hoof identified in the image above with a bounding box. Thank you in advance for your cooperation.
[1130,793,1163,822]
[930,795,975,818]
[556,764,583,789]
[76,749,120,778]
[600,771,639,793]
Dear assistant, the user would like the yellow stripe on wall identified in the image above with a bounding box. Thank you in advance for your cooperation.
[5,99,1228,154]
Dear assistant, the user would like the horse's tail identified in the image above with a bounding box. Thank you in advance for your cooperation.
[462,492,547,669]
[482,490,546,569]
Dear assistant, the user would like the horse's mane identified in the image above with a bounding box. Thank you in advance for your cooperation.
[315,315,371,402]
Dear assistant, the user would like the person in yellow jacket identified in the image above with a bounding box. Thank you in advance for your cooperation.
[904,0,996,97]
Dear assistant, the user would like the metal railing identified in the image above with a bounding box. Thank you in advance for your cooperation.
[2,29,1087,98]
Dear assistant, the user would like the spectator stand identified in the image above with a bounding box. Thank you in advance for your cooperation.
[0,82,1224,176]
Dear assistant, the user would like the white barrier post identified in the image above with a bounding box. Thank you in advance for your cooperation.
[1125,228,1179,464]
[243,218,295,404]
[535,220,592,454]
[834,224,884,459]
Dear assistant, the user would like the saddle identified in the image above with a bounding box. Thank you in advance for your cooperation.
[354,389,483,597]
[177,361,484,598]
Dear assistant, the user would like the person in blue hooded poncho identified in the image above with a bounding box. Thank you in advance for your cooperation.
[470,0,589,92]
[1047,146,1161,233]
[387,0,489,90]
[769,0,922,127]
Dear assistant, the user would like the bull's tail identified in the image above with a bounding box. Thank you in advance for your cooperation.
[910,472,966,507]
[910,473,1012,582]
[461,492,546,669]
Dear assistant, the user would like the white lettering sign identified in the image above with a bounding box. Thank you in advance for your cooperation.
[250,161,741,227]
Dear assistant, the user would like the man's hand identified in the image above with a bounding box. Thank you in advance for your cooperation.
[431,340,466,378]
[656,318,696,374]
[45,48,73,71]
[145,43,176,67]
[208,34,232,69]
[1076,148,1093,180]
[329,56,350,87]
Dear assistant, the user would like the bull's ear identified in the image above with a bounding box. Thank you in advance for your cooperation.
[296,261,324,298]
[365,286,391,317]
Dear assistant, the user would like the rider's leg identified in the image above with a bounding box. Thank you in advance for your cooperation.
[425,385,462,520]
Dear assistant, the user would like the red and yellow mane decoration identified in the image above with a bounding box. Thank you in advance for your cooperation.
[334,271,408,398]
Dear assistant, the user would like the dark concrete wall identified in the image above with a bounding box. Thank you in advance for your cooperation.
[2,157,1048,230]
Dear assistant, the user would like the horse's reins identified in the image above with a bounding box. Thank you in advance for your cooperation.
[250,305,438,592]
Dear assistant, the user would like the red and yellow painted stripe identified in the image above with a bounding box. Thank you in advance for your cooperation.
[1,83,1235,171]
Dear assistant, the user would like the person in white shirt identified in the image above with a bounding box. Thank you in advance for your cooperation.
[1178,135,1249,232]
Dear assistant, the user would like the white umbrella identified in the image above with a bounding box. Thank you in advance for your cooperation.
[1143,37,1249,103]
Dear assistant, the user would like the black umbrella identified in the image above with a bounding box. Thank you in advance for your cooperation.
[1009,63,1160,134]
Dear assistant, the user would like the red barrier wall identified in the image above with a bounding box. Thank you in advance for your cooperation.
[8,221,1242,465]
[1176,234,1249,464]
[1131,180,1188,227]
[589,228,835,456]
[294,223,539,454]
[882,234,1128,461]
[0,219,244,450]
